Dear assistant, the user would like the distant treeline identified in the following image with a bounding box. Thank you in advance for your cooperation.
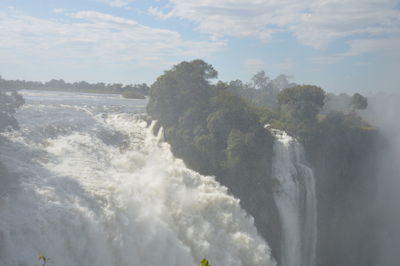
[0,75,149,99]
[222,71,368,117]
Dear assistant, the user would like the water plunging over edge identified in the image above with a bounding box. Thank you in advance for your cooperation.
[269,128,317,266]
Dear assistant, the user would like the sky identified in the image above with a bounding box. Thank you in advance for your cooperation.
[0,0,399,94]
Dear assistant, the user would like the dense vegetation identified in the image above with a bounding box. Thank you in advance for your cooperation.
[147,59,282,258]
[228,78,379,266]
[225,71,295,109]
[147,59,380,265]
[0,75,149,98]
[224,69,379,266]
[148,60,274,179]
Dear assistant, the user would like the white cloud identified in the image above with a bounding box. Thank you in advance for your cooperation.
[0,11,225,67]
[310,35,400,65]
[98,0,134,8]
[53,8,66,14]
[151,0,400,52]
[70,11,138,25]
[149,1,299,41]
[148,7,171,19]
[291,0,400,49]
[344,37,400,57]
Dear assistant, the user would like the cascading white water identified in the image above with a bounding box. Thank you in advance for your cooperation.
[0,90,276,266]
[271,129,317,266]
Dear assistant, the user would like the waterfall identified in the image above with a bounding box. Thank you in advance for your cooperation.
[0,91,276,266]
[271,129,317,266]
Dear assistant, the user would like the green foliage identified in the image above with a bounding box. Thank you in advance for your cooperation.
[252,70,270,89]
[351,93,368,110]
[147,59,274,190]
[278,85,325,123]
[225,73,294,109]
[147,60,376,265]
[147,59,216,127]
[254,106,280,126]
[226,129,246,169]
[206,110,231,142]
[200,258,211,266]
[147,64,279,260]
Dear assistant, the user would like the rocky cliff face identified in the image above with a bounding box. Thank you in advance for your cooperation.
[307,126,383,266]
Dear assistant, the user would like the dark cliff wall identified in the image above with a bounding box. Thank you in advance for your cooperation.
[307,125,382,266]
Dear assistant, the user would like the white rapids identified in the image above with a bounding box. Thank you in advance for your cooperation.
[0,91,275,266]
[271,129,317,266]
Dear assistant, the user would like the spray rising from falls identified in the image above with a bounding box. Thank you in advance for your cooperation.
[271,129,317,266]
[0,91,275,266]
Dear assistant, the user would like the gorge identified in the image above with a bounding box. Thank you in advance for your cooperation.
[0,60,389,266]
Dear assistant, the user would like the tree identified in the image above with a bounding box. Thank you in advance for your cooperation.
[226,129,246,168]
[271,74,292,90]
[147,59,217,126]
[251,70,269,90]
[226,79,244,95]
[351,93,368,111]
[278,85,325,123]
[270,74,295,97]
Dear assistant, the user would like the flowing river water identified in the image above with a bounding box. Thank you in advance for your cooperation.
[0,90,275,266]
[271,129,317,266]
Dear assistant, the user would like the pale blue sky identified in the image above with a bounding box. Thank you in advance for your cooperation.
[1,0,399,94]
